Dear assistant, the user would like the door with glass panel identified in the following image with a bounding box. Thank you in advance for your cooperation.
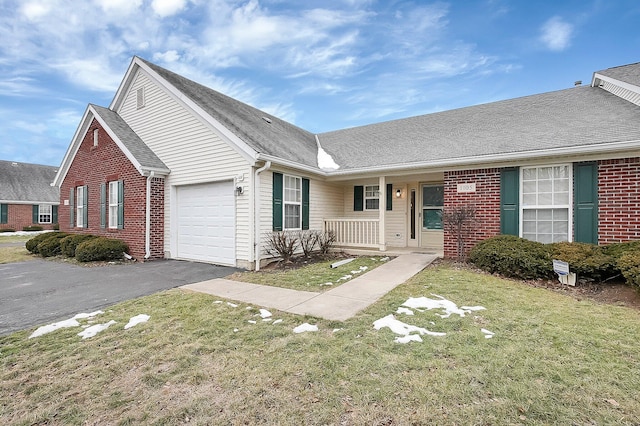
[420,184,444,249]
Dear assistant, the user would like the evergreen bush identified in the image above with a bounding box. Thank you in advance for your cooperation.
[36,233,70,257]
[550,242,616,281]
[26,232,64,254]
[617,250,640,287]
[75,237,129,262]
[60,234,98,258]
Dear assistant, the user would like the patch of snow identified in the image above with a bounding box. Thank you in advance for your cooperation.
[321,282,334,286]
[77,320,116,339]
[317,144,340,170]
[396,307,414,316]
[481,328,495,339]
[402,295,485,318]
[380,257,389,262]
[29,318,81,339]
[359,266,368,271]
[337,274,352,281]
[293,323,318,333]
[259,309,272,318]
[124,314,150,330]
[395,334,423,344]
[351,270,362,274]
[272,319,283,325]
[233,328,239,332]
[262,318,272,322]
[332,328,342,333]
[248,320,257,324]
[213,301,223,304]
[73,310,104,320]
[461,306,487,312]
[373,314,445,337]
[227,302,238,308]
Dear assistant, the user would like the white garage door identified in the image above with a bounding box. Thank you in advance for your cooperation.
[176,181,235,265]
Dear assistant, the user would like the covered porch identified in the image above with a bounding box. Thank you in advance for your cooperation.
[321,171,445,254]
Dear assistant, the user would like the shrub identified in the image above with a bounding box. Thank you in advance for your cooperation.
[60,234,98,258]
[469,235,554,280]
[297,230,317,258]
[0,228,16,233]
[617,250,640,287]
[265,232,298,262]
[550,242,616,281]
[315,230,337,255]
[442,204,476,261]
[36,233,70,257]
[53,223,60,230]
[603,240,640,261]
[75,237,129,262]
[26,232,63,254]
[23,225,43,232]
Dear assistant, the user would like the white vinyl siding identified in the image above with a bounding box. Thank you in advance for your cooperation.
[117,71,252,263]
[521,165,571,243]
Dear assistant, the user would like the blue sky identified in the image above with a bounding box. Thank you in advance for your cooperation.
[1,0,639,167]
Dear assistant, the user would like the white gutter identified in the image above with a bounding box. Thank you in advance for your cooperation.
[253,161,271,271]
[144,171,155,259]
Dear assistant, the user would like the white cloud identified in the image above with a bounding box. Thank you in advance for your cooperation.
[539,16,574,51]
[20,1,52,21]
[152,0,187,17]
[95,0,143,15]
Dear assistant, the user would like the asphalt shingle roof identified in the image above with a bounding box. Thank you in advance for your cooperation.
[139,58,319,169]
[597,62,640,88]
[0,160,59,203]
[91,104,169,172]
[318,85,640,171]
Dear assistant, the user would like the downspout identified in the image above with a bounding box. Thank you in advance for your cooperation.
[144,171,155,259]
[253,161,271,271]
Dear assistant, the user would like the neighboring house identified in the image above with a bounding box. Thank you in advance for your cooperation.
[53,57,640,267]
[0,160,59,231]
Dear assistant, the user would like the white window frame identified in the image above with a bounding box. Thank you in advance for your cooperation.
[364,185,380,211]
[93,129,99,147]
[520,164,573,243]
[76,186,85,228]
[108,181,119,229]
[38,204,52,224]
[283,174,302,230]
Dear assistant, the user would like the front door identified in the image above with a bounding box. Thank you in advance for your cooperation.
[420,184,444,249]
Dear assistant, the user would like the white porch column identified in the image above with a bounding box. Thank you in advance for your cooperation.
[379,175,387,251]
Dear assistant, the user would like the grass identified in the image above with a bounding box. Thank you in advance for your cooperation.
[1,262,639,424]
[0,246,33,264]
[227,256,388,292]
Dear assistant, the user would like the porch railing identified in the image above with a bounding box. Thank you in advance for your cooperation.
[324,218,379,247]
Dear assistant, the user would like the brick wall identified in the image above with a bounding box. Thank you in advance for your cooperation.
[598,157,640,244]
[59,119,165,260]
[0,204,58,231]
[444,169,501,258]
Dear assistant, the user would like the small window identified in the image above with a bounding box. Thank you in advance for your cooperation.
[93,129,99,147]
[38,204,52,224]
[283,175,301,229]
[136,87,145,109]
[365,185,380,210]
[422,185,444,230]
[76,186,85,227]
[109,181,119,228]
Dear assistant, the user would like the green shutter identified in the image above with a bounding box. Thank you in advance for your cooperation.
[272,172,283,231]
[0,204,7,224]
[354,186,364,211]
[32,205,38,224]
[574,162,598,244]
[69,188,75,227]
[500,168,519,235]
[386,183,393,211]
[117,180,124,229]
[100,183,106,229]
[82,185,89,228]
[302,178,310,230]
[52,205,58,224]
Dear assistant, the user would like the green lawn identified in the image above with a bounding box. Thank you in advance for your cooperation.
[1,262,639,425]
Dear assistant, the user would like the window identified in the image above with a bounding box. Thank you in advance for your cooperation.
[76,186,85,227]
[422,185,444,230]
[38,204,52,224]
[93,129,99,147]
[284,175,301,229]
[109,181,119,228]
[365,185,380,210]
[521,165,571,243]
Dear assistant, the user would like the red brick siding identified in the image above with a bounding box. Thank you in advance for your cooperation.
[0,204,58,231]
[59,119,165,260]
[598,157,640,244]
[444,169,501,258]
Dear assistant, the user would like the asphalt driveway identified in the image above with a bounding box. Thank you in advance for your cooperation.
[0,259,239,336]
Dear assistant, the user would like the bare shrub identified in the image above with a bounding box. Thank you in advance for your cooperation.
[265,231,299,262]
[298,230,317,258]
[442,204,476,261]
[315,230,337,255]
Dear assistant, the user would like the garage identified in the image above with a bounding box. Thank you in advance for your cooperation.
[176,181,236,265]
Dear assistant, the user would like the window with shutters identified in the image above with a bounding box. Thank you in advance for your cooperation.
[364,185,379,210]
[109,181,119,228]
[76,186,85,228]
[38,204,52,223]
[284,175,301,230]
[521,165,571,243]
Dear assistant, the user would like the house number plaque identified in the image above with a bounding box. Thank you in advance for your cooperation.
[456,183,476,193]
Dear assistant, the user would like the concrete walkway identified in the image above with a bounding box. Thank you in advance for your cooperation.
[181,253,438,321]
